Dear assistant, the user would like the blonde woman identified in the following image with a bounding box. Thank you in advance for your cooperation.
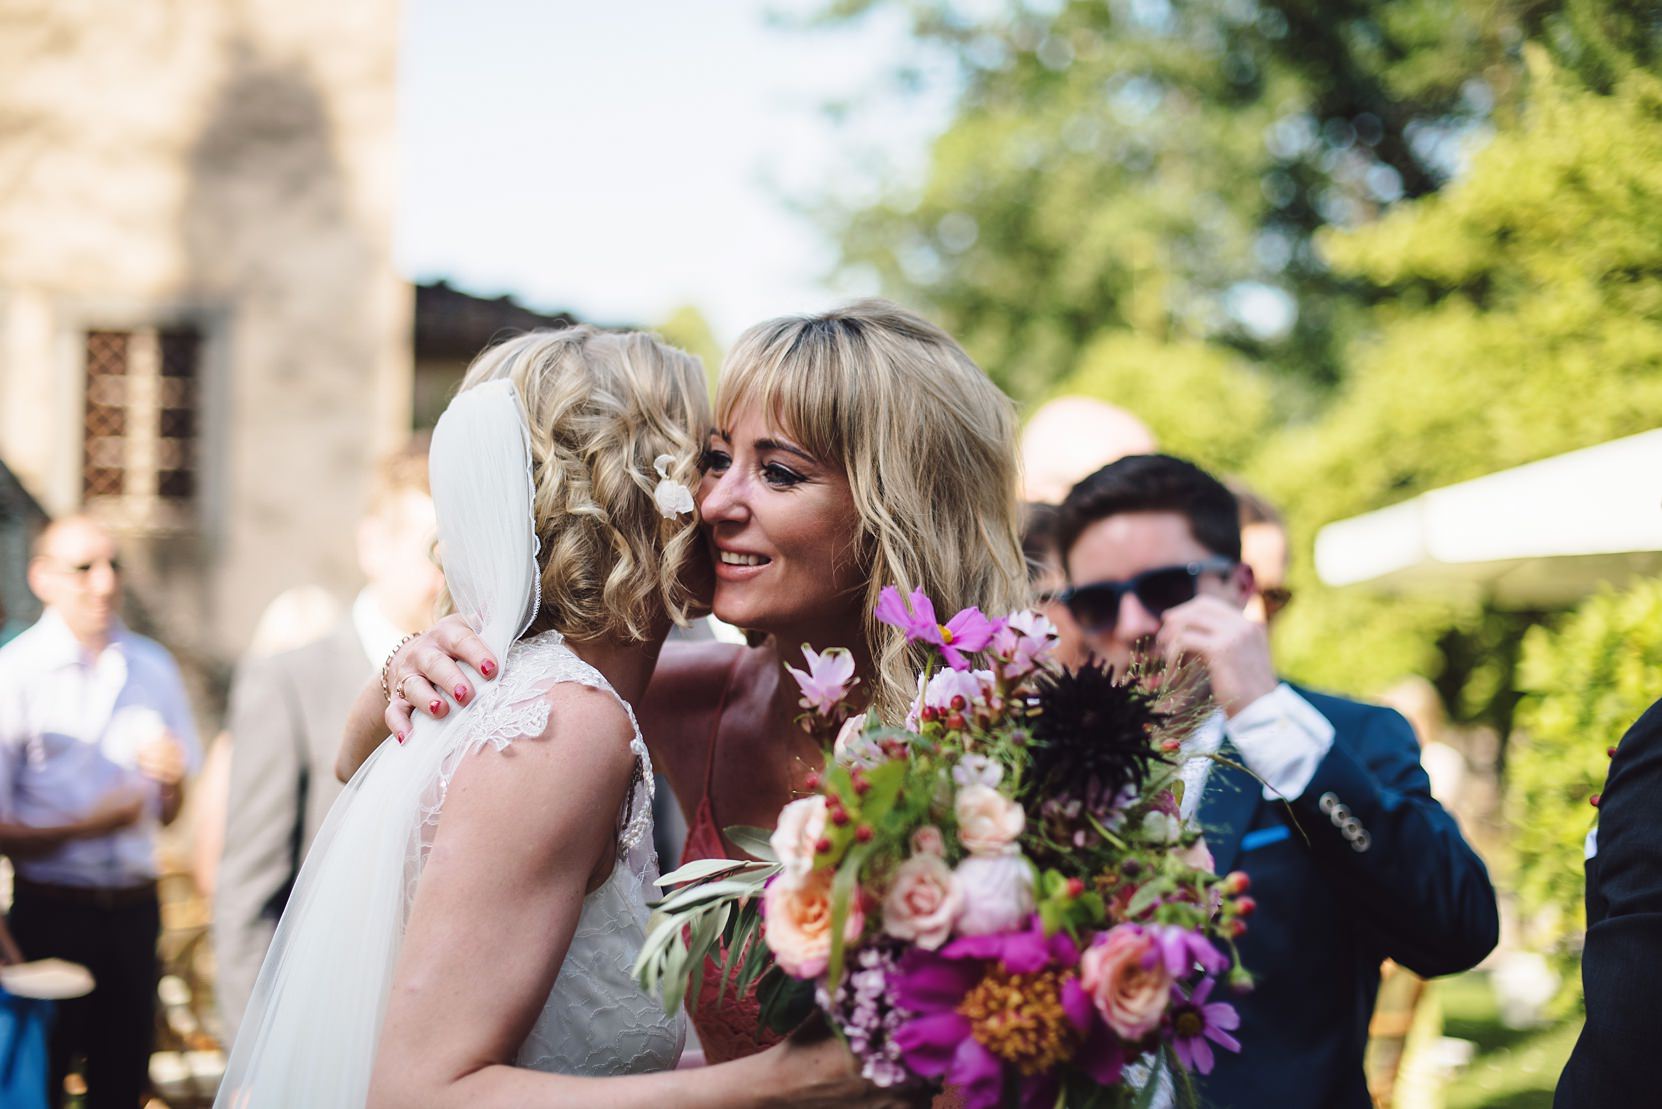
[352,302,1026,1086]
[222,328,900,1109]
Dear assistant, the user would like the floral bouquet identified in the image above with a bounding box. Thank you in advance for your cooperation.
[636,588,1253,1108]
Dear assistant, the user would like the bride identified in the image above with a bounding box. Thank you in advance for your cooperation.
[218,328,901,1108]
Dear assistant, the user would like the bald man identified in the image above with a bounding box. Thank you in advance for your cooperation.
[0,515,200,1108]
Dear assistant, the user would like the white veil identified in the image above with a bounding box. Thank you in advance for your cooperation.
[216,379,540,1107]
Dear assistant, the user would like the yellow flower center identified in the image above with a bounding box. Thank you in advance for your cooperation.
[939,624,955,644]
[956,966,1078,1076]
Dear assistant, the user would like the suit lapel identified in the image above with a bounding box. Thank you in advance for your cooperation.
[1200,739,1260,876]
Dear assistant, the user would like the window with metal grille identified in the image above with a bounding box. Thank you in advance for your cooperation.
[81,326,201,525]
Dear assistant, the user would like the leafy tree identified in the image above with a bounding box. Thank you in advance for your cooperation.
[654,304,726,395]
[1508,577,1662,989]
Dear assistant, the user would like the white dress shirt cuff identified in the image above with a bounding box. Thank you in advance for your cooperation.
[1225,683,1335,801]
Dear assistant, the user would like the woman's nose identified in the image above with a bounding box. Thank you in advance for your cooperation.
[698,469,747,525]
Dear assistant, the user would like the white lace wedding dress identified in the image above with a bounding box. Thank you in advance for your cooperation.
[217,379,683,1106]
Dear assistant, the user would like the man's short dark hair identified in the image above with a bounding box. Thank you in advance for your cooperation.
[1019,502,1061,583]
[1057,454,1242,566]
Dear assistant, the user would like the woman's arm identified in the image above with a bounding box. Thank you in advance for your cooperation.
[366,682,902,1109]
[337,615,496,782]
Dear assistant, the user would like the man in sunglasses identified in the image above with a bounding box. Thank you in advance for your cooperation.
[1057,455,1497,1109]
[0,515,200,1107]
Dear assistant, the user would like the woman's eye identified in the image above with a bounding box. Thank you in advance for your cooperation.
[762,462,804,487]
[699,449,731,474]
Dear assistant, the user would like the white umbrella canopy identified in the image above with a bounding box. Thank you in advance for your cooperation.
[1314,428,1662,607]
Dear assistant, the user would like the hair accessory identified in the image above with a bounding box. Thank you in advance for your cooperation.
[652,454,696,520]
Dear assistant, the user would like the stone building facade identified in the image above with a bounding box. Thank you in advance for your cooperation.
[0,0,411,681]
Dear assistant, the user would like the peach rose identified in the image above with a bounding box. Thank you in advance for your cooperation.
[882,853,963,950]
[1079,925,1173,1042]
[955,783,1025,855]
[951,852,1035,936]
[763,867,866,979]
[770,795,828,887]
[1178,835,1215,875]
[911,824,946,857]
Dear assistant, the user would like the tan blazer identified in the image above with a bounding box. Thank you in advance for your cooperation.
[213,620,369,1042]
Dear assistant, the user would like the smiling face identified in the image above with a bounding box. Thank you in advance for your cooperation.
[28,516,122,646]
[697,401,867,644]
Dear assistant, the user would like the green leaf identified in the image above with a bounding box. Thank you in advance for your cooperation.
[724,825,778,862]
[684,900,731,1013]
[655,857,753,886]
[653,874,770,913]
[756,966,816,1035]
[824,841,876,990]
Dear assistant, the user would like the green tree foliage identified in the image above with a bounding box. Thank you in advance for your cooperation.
[654,304,726,396]
[1508,578,1662,983]
[818,0,1549,401]
[1258,60,1662,702]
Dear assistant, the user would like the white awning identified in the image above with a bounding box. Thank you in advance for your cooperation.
[1313,428,1662,607]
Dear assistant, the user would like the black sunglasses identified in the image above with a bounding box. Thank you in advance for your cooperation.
[1061,557,1237,633]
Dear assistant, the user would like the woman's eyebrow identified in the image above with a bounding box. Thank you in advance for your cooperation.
[754,437,815,464]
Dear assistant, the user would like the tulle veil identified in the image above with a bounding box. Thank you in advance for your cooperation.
[215,378,540,1107]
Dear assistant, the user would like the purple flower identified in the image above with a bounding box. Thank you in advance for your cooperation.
[874,586,1002,670]
[889,917,1125,1109]
[1148,925,1230,978]
[1165,977,1241,1075]
[784,645,856,715]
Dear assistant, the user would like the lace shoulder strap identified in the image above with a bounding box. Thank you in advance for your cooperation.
[457,631,655,855]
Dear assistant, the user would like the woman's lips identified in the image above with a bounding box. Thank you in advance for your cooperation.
[713,546,772,581]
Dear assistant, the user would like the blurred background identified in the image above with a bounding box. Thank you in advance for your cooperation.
[2,1,1660,1105]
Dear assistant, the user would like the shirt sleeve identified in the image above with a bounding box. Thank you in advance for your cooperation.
[1225,682,1335,801]
[153,649,204,773]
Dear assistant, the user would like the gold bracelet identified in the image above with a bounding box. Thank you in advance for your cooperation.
[380,633,418,703]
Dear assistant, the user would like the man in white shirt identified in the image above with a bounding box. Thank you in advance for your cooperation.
[213,439,443,1042]
[0,515,199,1108]
[1056,455,1497,1109]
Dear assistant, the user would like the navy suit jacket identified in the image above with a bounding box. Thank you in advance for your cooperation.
[1193,687,1499,1109]
[1555,697,1662,1107]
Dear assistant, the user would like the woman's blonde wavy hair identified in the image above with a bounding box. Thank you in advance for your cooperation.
[457,326,709,643]
[715,300,1026,721]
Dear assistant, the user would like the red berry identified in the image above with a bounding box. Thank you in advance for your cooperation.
[1235,896,1257,917]
[1226,871,1251,895]
[853,777,872,796]
[1229,919,1249,937]
[1590,793,1602,808]
[945,712,967,731]
[804,773,822,792]
[855,825,874,843]
[830,808,851,827]
[1608,746,1619,758]
[1161,739,1182,753]
[921,705,939,723]
[815,837,833,854]
[950,695,968,711]
[1065,878,1086,899]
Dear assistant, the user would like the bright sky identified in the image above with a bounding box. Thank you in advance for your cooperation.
[395,0,953,343]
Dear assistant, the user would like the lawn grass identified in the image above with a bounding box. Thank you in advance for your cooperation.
[1437,972,1582,1109]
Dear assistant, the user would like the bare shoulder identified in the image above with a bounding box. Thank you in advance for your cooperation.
[437,681,639,860]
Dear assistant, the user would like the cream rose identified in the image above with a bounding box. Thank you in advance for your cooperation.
[1079,925,1173,1042]
[882,853,963,950]
[763,867,865,979]
[911,825,946,857]
[955,783,1025,855]
[770,795,828,887]
[951,853,1035,936]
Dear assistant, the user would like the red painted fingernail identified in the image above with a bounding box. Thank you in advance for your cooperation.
[454,685,469,703]
[480,659,496,677]
[429,700,443,715]
[396,732,406,745]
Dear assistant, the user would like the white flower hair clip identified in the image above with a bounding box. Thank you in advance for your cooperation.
[653,454,696,520]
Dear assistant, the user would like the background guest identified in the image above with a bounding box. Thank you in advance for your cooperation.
[1057,455,1497,1108]
[0,515,200,1108]
[1228,480,1293,627]
[1019,502,1087,668]
[213,440,441,1044]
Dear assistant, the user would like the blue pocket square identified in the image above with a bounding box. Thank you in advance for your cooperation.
[1241,825,1292,852]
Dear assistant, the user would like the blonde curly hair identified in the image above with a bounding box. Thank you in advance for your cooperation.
[457,326,709,643]
[715,300,1026,721]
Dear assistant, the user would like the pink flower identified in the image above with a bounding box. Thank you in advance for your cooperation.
[763,867,866,979]
[770,795,828,887]
[951,853,1035,936]
[989,609,1059,680]
[1177,836,1215,875]
[832,713,882,769]
[784,645,857,715]
[954,784,1025,856]
[882,853,962,950]
[1079,925,1173,1042]
[951,753,1003,789]
[873,586,1002,670]
[911,825,946,857]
